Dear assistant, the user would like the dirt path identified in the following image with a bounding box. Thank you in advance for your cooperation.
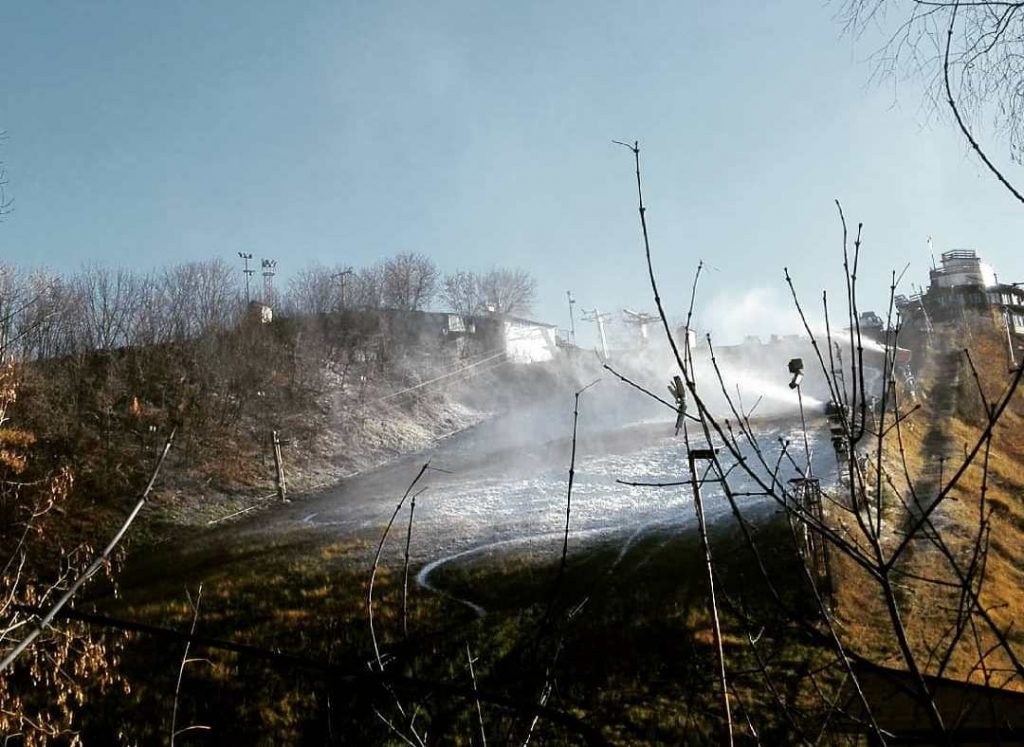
[908,348,962,523]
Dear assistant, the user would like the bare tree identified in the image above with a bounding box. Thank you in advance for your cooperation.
[156,260,237,343]
[0,223,147,747]
[441,270,481,315]
[383,252,439,311]
[72,264,140,351]
[191,259,237,333]
[14,270,62,359]
[614,140,1024,744]
[124,271,165,347]
[286,263,339,316]
[0,266,29,355]
[477,267,536,316]
[840,0,1024,161]
[441,267,538,316]
[355,261,387,310]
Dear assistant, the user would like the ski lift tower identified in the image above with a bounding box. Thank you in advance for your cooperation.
[582,308,612,360]
[622,309,657,348]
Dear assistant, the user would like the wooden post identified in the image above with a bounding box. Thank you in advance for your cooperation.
[271,430,287,503]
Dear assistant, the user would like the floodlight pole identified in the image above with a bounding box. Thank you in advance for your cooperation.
[261,258,277,301]
[238,252,254,304]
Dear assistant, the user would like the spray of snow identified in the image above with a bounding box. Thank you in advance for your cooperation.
[696,287,807,346]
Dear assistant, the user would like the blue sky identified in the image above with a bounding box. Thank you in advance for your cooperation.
[2,1,1023,343]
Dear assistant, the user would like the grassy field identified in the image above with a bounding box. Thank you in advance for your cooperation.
[65,510,835,745]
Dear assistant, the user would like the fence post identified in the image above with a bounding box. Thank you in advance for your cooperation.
[271,430,287,503]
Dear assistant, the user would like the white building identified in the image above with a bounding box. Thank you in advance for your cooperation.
[929,249,997,289]
[898,249,1024,336]
[500,316,559,363]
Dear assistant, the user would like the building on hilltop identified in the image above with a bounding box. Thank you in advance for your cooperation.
[930,248,997,289]
[247,300,273,324]
[896,249,1024,338]
[497,314,559,363]
[377,309,559,364]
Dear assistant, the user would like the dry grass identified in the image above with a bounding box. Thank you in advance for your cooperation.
[834,314,1024,687]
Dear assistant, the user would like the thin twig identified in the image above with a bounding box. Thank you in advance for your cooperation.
[466,644,487,747]
[402,493,418,640]
[368,463,430,671]
[170,584,207,747]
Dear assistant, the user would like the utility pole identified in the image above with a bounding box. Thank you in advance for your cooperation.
[261,258,277,302]
[333,267,354,311]
[582,308,611,360]
[566,290,577,346]
[238,252,254,304]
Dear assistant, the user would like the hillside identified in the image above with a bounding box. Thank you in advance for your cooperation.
[6,311,554,550]
[6,302,1024,744]
[834,309,1024,687]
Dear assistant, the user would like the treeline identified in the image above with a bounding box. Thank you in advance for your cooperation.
[286,255,537,318]
[0,260,238,360]
[1,252,537,362]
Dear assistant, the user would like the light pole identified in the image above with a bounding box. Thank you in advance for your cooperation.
[261,259,277,302]
[238,252,254,304]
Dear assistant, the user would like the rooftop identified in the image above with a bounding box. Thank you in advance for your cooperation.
[941,249,979,261]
